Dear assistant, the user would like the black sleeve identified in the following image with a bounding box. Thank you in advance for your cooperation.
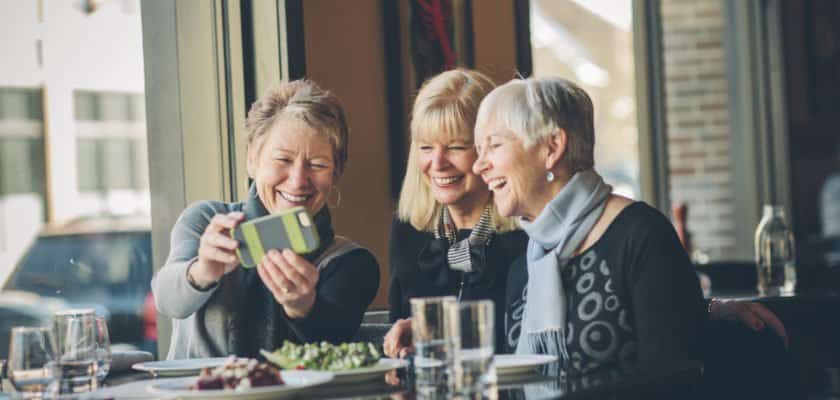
[624,207,707,373]
[388,218,407,322]
[287,248,380,343]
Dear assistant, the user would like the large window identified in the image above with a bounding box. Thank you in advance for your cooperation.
[0,0,154,357]
[529,0,640,198]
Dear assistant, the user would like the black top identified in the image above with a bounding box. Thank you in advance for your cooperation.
[504,202,706,374]
[388,217,528,350]
[234,244,381,356]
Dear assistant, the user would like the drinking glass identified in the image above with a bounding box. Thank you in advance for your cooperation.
[93,316,111,386]
[445,300,496,395]
[7,327,60,399]
[410,296,456,393]
[1,357,6,392]
[53,309,97,393]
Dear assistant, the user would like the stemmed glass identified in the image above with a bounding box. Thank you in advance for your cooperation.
[7,326,60,399]
[93,316,112,387]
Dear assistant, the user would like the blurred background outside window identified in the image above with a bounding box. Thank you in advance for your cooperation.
[0,0,154,357]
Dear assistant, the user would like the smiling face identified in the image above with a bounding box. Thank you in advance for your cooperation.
[247,117,336,215]
[473,123,550,220]
[416,135,489,210]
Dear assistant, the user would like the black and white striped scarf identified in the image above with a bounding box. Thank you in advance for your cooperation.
[434,203,495,273]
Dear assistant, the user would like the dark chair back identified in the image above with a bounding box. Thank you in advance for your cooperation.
[694,261,757,295]
[352,323,392,349]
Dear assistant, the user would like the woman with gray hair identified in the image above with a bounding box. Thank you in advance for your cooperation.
[152,79,379,359]
[472,77,786,375]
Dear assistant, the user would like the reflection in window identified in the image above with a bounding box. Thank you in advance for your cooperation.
[75,91,148,215]
[0,88,46,260]
[529,0,639,199]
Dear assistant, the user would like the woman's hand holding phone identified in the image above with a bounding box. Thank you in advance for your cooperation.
[257,248,320,319]
[190,211,246,288]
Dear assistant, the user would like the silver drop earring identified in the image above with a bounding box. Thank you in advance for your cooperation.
[547,171,555,182]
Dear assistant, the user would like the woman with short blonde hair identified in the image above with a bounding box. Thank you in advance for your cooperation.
[153,79,379,359]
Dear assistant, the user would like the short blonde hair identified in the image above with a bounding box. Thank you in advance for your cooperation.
[397,69,518,232]
[245,79,349,176]
[476,77,595,173]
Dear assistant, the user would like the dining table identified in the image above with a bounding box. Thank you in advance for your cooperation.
[0,357,702,400]
[707,287,840,371]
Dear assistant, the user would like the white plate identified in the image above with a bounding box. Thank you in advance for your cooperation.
[147,370,334,399]
[259,350,408,385]
[132,357,229,377]
[329,358,408,384]
[494,354,558,376]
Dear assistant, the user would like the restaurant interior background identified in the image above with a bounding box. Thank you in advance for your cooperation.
[0,0,837,395]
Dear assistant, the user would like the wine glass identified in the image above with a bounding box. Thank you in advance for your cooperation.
[7,326,59,399]
[93,316,112,386]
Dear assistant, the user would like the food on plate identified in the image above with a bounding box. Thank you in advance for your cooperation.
[263,341,381,371]
[192,356,284,390]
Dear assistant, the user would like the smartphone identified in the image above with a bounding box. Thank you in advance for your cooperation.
[230,206,320,268]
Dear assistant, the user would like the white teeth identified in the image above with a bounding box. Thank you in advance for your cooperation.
[488,179,507,191]
[433,176,462,185]
[279,191,310,202]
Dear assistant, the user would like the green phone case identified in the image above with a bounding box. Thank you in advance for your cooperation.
[231,206,320,268]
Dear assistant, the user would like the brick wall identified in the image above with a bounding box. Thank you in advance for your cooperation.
[661,0,736,260]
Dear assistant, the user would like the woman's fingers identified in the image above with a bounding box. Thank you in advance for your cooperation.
[281,249,319,286]
[734,302,765,331]
[198,243,237,264]
[268,250,308,293]
[204,232,239,251]
[749,303,789,347]
[398,346,415,359]
[260,251,296,295]
[383,319,413,358]
[383,325,398,357]
[207,212,244,233]
[384,320,406,357]
[256,263,281,297]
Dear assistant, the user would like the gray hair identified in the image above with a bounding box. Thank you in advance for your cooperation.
[476,77,595,173]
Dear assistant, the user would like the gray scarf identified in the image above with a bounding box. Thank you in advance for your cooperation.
[515,169,612,361]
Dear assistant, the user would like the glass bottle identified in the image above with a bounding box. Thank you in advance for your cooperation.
[754,205,797,295]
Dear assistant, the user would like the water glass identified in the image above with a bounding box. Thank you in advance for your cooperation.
[410,296,456,392]
[445,300,496,395]
[93,317,112,386]
[53,309,97,393]
[7,327,60,399]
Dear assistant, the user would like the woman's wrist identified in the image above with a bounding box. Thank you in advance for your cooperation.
[187,261,219,290]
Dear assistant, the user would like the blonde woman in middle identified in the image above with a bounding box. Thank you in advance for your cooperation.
[383,69,527,358]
